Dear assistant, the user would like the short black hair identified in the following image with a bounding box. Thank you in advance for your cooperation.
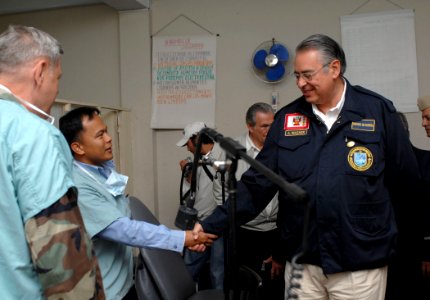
[191,132,213,146]
[59,106,100,147]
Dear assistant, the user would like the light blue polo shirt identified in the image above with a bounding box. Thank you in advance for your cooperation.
[0,93,75,299]
[72,163,134,300]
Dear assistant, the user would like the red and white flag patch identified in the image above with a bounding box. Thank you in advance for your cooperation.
[284,113,309,136]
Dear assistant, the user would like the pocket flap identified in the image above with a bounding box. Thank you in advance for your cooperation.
[277,135,311,151]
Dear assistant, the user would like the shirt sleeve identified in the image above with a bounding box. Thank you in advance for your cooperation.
[98,217,186,253]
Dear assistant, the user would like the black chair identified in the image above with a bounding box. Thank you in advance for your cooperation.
[129,196,263,300]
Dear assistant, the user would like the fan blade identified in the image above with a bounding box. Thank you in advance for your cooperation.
[270,43,289,62]
[266,63,285,82]
[253,49,268,70]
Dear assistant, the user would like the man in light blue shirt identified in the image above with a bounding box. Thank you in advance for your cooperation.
[0,25,104,299]
[59,106,216,299]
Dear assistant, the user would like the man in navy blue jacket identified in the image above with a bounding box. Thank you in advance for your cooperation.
[194,34,420,300]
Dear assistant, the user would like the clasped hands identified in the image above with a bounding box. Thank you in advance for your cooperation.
[184,222,215,252]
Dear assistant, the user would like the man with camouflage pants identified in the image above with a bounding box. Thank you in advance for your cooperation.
[0,25,104,299]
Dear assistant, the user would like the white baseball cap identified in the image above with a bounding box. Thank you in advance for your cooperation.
[418,95,430,111]
[176,121,207,147]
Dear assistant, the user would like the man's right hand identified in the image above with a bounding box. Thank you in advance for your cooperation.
[179,159,188,171]
[186,222,207,252]
[184,229,217,252]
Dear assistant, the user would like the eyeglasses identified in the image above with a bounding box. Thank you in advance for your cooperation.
[293,62,330,82]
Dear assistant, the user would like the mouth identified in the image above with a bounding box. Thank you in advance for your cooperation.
[302,90,313,98]
[301,86,313,95]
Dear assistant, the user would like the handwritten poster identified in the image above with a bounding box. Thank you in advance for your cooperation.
[151,35,216,128]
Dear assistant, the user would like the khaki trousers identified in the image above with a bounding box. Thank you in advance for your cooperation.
[284,262,387,300]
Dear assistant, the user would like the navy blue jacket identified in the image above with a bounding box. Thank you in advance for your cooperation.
[202,80,420,274]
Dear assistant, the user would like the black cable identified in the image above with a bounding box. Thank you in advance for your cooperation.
[286,254,304,299]
[286,199,311,300]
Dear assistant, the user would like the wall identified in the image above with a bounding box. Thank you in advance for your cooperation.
[0,5,121,106]
[1,0,430,227]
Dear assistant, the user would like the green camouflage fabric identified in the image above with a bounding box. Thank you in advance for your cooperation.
[25,188,105,300]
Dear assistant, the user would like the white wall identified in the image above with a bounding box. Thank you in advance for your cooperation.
[1,0,430,227]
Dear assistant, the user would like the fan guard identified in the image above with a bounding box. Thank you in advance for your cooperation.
[251,38,290,84]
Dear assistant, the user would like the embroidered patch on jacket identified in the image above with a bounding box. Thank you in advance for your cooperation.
[284,113,309,136]
[351,119,375,131]
[347,146,373,171]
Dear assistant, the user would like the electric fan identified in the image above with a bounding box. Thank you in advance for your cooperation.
[252,38,290,83]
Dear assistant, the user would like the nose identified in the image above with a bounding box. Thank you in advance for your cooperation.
[296,76,307,89]
[105,132,112,143]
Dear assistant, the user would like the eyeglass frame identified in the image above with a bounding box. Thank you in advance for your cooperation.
[293,62,331,82]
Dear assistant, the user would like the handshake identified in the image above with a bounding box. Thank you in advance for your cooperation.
[184,222,216,252]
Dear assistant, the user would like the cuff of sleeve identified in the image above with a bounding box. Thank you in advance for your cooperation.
[167,229,186,253]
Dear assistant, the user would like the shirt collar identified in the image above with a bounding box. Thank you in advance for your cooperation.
[0,84,12,94]
[74,159,112,179]
[245,133,260,157]
[312,78,346,117]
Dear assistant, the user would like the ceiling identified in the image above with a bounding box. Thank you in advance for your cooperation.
[0,0,149,16]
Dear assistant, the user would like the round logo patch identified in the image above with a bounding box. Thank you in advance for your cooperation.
[347,146,373,171]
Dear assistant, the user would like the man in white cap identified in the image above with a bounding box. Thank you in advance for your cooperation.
[418,95,430,137]
[177,121,226,290]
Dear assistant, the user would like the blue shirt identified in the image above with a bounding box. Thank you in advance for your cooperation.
[0,91,75,299]
[72,160,185,300]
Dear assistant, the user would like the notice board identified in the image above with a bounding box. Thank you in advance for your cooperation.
[341,9,418,112]
[151,35,216,128]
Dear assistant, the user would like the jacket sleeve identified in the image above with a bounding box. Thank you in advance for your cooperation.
[201,123,280,235]
[384,109,420,193]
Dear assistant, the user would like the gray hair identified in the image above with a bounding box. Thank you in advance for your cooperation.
[296,34,347,75]
[245,102,274,126]
[0,24,63,73]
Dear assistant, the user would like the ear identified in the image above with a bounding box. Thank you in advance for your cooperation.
[247,123,255,134]
[330,59,341,78]
[33,58,49,87]
[71,141,85,156]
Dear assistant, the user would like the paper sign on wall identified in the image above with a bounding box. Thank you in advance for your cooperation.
[151,35,216,128]
[341,9,418,112]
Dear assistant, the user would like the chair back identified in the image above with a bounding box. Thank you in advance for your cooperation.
[129,196,262,300]
[129,196,199,299]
